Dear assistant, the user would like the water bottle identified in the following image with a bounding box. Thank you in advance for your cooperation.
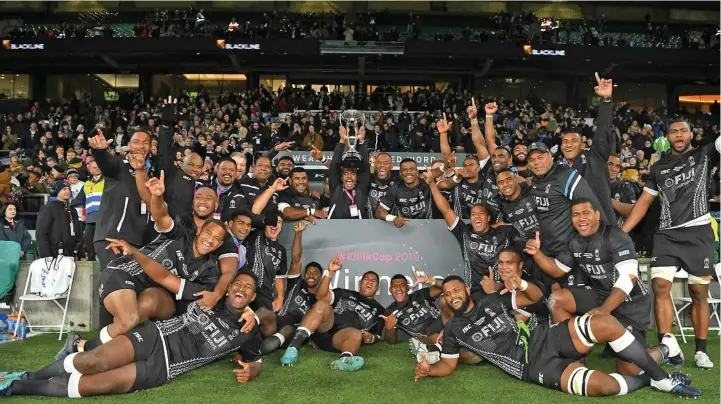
[7,312,16,333]
[17,318,27,340]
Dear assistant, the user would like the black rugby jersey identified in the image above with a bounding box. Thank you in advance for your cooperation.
[610,180,637,228]
[644,141,720,229]
[384,288,442,338]
[379,181,434,219]
[499,183,540,243]
[277,188,321,214]
[175,213,238,261]
[245,230,288,301]
[330,288,385,335]
[452,178,484,220]
[555,223,649,304]
[278,274,317,318]
[478,158,504,222]
[449,217,519,286]
[366,175,397,219]
[156,302,262,380]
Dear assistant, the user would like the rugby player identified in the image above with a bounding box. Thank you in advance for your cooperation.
[376,158,433,227]
[260,221,321,354]
[622,118,721,369]
[414,275,701,398]
[381,267,443,345]
[279,256,385,371]
[526,198,681,375]
[511,143,533,180]
[608,154,637,227]
[496,168,540,244]
[558,73,616,222]
[366,152,397,218]
[1,272,262,398]
[275,167,327,221]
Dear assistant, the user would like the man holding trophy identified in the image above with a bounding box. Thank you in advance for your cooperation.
[326,110,371,219]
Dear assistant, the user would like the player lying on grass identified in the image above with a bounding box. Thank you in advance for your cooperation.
[0,272,262,398]
[260,221,322,354]
[414,249,701,398]
[279,256,385,371]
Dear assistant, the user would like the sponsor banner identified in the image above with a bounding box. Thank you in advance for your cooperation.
[276,219,464,307]
[523,45,565,56]
[273,151,465,181]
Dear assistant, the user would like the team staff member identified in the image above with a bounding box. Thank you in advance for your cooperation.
[608,155,637,227]
[276,167,327,221]
[622,119,721,369]
[526,198,679,375]
[414,275,700,398]
[280,257,385,371]
[559,73,616,222]
[3,273,262,398]
[327,127,371,219]
[88,129,151,270]
[527,141,607,288]
[261,221,321,354]
[212,158,243,221]
[376,158,433,227]
[233,156,279,218]
[157,96,204,218]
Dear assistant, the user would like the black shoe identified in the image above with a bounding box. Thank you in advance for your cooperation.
[54,332,80,361]
[668,371,692,387]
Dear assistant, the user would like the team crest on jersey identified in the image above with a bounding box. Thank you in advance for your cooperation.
[162,258,174,268]
[688,156,695,167]
[230,199,236,209]
[594,249,600,261]
[615,193,620,200]
[485,307,496,317]
[228,329,239,340]
[704,258,710,268]
[402,318,412,326]
[545,184,551,194]
[526,202,532,211]
[581,155,587,164]
[664,178,674,188]
[568,275,575,286]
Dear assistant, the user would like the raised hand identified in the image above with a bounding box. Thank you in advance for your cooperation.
[127,151,146,171]
[379,312,398,330]
[524,231,541,256]
[467,97,478,120]
[411,266,431,287]
[594,72,613,98]
[339,126,348,143]
[310,145,323,161]
[500,273,522,295]
[423,167,439,184]
[437,112,452,133]
[480,267,497,294]
[485,102,498,116]
[271,177,289,192]
[105,238,135,256]
[145,170,166,197]
[161,95,178,124]
[89,129,113,150]
[328,255,342,273]
[294,221,309,233]
[358,126,366,142]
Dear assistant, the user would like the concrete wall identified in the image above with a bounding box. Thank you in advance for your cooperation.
[12,261,100,332]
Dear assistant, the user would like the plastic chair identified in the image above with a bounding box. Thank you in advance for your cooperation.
[670,265,721,343]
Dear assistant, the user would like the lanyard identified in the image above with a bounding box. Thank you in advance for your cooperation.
[343,189,355,205]
[232,235,247,269]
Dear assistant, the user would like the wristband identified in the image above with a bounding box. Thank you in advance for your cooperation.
[310,208,316,215]
[519,280,529,292]
[385,215,397,222]
[322,270,330,278]
[426,277,436,286]
[470,118,479,125]
[453,175,463,184]
[370,334,376,344]
[600,97,612,103]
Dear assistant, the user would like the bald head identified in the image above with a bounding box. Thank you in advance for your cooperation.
[182,152,204,180]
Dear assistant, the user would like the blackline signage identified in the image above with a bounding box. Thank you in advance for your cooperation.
[216,40,260,50]
[523,45,565,56]
[2,40,44,50]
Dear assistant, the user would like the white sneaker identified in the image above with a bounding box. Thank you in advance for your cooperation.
[660,333,684,367]
[694,351,714,369]
[416,350,440,365]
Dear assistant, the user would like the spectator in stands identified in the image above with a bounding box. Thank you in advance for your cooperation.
[0,165,12,204]
[3,127,18,151]
[303,125,324,151]
[35,180,81,258]
[0,202,31,259]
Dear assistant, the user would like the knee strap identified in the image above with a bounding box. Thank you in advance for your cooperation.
[567,367,595,396]
[573,314,597,347]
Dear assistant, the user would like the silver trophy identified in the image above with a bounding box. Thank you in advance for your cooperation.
[339,109,365,169]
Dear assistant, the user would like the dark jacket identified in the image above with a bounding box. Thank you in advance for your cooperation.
[328,142,370,219]
[91,148,148,246]
[0,218,31,254]
[158,126,197,218]
[36,200,81,258]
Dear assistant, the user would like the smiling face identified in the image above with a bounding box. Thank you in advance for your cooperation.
[607,155,622,180]
[194,222,226,256]
[527,150,553,177]
[374,153,392,180]
[226,273,257,310]
[400,161,419,186]
[497,251,523,282]
[304,265,322,288]
[342,167,357,190]
[193,187,217,220]
[470,204,490,233]
[561,132,582,161]
[277,159,294,177]
[389,277,409,304]
[129,132,151,156]
[183,153,204,180]
[228,214,252,241]
[359,272,380,298]
[264,215,283,241]
[571,201,601,237]
[254,157,272,183]
[290,171,308,194]
[442,279,472,314]
[496,170,519,199]
[216,160,236,186]
[491,148,511,172]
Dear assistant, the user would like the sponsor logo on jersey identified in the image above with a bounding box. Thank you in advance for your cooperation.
[618,249,630,257]
[594,249,600,261]
[545,184,551,194]
[133,332,143,342]
[539,373,544,384]
[688,156,695,166]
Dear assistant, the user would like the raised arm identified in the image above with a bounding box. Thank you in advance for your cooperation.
[483,102,499,157]
[357,138,371,194]
[158,96,178,175]
[89,130,121,178]
[251,178,288,215]
[328,128,348,191]
[590,73,614,160]
[524,232,569,279]
[145,170,173,232]
[315,255,342,303]
[288,222,308,278]
[426,170,458,228]
[437,113,453,160]
[468,98,489,161]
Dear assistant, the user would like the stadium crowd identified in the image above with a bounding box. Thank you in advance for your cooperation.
[0,72,718,399]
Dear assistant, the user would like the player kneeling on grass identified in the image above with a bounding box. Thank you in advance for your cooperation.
[0,272,262,398]
[414,269,701,398]
[279,256,385,371]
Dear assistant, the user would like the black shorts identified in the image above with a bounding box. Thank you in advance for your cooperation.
[276,311,304,330]
[127,321,169,392]
[567,286,650,358]
[250,290,274,312]
[526,321,584,391]
[99,269,156,301]
[310,331,339,353]
[651,225,715,279]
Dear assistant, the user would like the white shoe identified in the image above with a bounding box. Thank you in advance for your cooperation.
[416,349,440,365]
[694,351,714,369]
[661,333,681,357]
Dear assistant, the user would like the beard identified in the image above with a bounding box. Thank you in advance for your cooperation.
[512,156,527,167]
[452,296,471,315]
[195,210,213,220]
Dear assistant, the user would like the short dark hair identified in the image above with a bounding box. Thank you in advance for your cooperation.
[255,155,272,166]
[290,167,307,175]
[464,155,479,163]
[391,274,408,283]
[494,147,511,157]
[571,197,599,211]
[669,116,688,126]
[230,208,253,221]
[195,184,215,194]
[235,270,259,290]
[442,275,466,287]
[471,203,490,215]
[200,218,227,232]
[376,152,392,160]
[399,158,417,167]
[216,157,236,168]
[498,246,523,262]
[362,271,380,283]
[495,168,514,177]
[305,262,322,272]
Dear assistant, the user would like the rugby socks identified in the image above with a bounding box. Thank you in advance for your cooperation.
[695,338,707,354]
[24,358,69,380]
[288,327,312,350]
[83,327,112,351]
[10,375,75,397]
[260,333,286,355]
[609,373,651,395]
[608,331,667,381]
[339,351,353,358]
